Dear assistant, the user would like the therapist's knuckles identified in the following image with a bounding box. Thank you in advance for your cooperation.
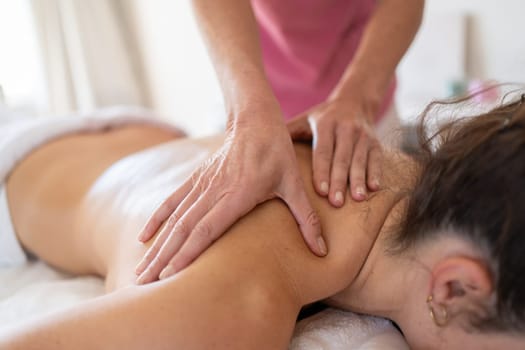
[191,220,217,248]
[163,212,181,234]
[301,209,321,232]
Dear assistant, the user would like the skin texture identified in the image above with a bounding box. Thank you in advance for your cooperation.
[1,125,524,349]
[1,126,400,349]
[138,0,425,283]
[288,0,425,203]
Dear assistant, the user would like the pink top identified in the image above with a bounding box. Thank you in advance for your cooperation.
[251,0,396,121]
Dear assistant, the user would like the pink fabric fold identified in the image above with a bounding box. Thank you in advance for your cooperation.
[251,0,395,121]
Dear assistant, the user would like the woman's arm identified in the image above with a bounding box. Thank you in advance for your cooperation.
[332,0,424,111]
[190,0,279,122]
[0,204,303,350]
[0,201,334,350]
[289,0,424,206]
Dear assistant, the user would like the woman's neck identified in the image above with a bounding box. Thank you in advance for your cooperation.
[291,146,424,316]
[280,146,419,307]
[324,197,417,317]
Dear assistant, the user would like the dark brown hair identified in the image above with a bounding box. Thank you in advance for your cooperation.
[396,92,525,332]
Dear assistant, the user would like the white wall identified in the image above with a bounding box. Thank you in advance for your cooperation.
[129,0,223,136]
[397,0,525,121]
[129,0,525,131]
[425,0,525,82]
[0,0,47,113]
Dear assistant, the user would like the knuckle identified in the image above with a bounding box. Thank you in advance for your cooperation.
[166,212,181,229]
[371,143,383,155]
[352,174,366,186]
[143,249,156,262]
[316,116,330,128]
[315,117,334,132]
[331,169,348,184]
[190,170,202,187]
[193,221,214,243]
[333,149,352,166]
[338,119,354,133]
[358,128,370,141]
[196,178,209,194]
[315,148,332,163]
[368,134,380,145]
[152,255,167,268]
[305,210,321,229]
[288,173,304,188]
[331,181,346,193]
[174,219,191,237]
[215,187,242,206]
[332,182,347,194]
[337,159,352,172]
[174,252,191,270]
[353,152,367,165]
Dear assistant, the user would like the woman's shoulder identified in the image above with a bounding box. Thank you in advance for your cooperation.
[293,142,417,194]
[381,150,419,194]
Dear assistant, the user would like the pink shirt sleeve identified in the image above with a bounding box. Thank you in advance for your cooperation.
[251,0,395,122]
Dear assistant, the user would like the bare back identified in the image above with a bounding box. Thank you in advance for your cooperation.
[7,124,411,293]
[3,124,414,349]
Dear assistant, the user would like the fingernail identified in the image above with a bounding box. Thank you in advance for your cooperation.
[356,186,367,199]
[335,191,344,205]
[373,179,381,189]
[159,265,175,280]
[317,236,327,256]
[320,181,329,194]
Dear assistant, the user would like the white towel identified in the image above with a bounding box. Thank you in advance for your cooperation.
[290,308,409,350]
[0,106,183,268]
[0,105,183,183]
[0,185,27,267]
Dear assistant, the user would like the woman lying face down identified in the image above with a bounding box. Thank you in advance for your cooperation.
[337,97,525,349]
[1,97,525,349]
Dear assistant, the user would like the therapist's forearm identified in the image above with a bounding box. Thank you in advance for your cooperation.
[332,0,424,114]
[191,0,282,126]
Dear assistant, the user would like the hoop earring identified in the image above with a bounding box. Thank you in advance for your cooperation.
[427,295,448,327]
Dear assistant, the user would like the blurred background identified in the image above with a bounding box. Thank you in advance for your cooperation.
[1,0,524,136]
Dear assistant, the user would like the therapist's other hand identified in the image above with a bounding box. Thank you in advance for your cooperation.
[287,98,382,207]
[135,122,326,284]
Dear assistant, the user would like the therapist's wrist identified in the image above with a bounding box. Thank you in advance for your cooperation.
[330,72,391,121]
[220,63,277,110]
[224,80,284,130]
[227,99,285,133]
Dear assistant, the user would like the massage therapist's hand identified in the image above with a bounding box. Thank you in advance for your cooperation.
[135,119,326,284]
[287,97,383,207]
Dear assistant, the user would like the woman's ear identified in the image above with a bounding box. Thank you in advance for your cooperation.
[429,256,494,324]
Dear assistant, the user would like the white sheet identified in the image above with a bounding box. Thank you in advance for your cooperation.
[0,105,182,184]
